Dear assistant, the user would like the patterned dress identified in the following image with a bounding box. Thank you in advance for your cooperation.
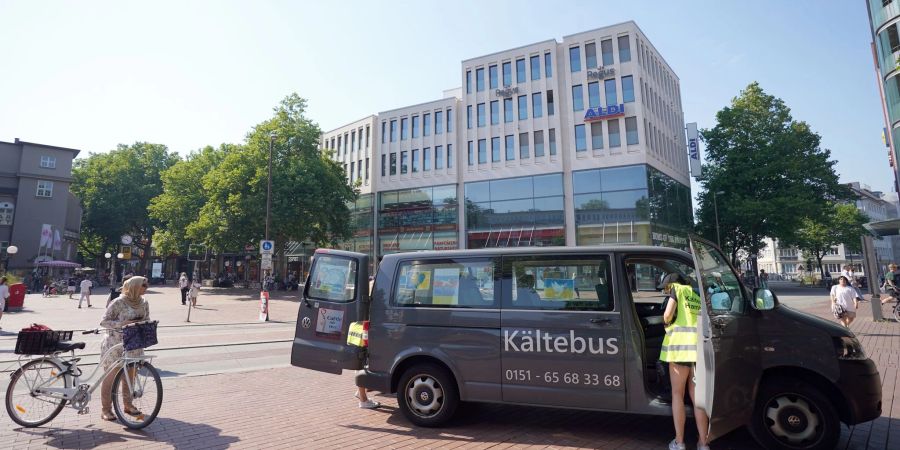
[100,297,150,369]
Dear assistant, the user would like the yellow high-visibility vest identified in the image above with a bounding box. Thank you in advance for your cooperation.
[659,283,700,363]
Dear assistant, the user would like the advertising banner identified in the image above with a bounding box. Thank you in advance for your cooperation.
[686,122,702,178]
[152,263,163,278]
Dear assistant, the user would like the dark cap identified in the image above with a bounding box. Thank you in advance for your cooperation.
[661,273,687,287]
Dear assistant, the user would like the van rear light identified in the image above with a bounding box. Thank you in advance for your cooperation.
[362,321,370,347]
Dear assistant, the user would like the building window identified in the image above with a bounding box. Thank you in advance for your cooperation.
[401,118,409,140]
[519,132,530,159]
[505,135,515,160]
[490,100,500,125]
[435,110,444,134]
[547,90,555,116]
[447,144,453,168]
[618,35,631,62]
[0,202,13,226]
[489,64,498,89]
[591,122,604,150]
[605,79,618,106]
[447,108,453,132]
[365,158,370,179]
[467,106,473,129]
[504,98,514,122]
[625,117,639,145]
[423,112,432,136]
[622,76,635,103]
[390,120,397,142]
[549,128,557,155]
[36,180,54,198]
[516,58,526,83]
[337,136,342,154]
[382,155,386,177]
[366,126,370,147]
[476,67,485,91]
[518,95,528,120]
[412,116,420,138]
[890,25,900,52]
[575,125,586,152]
[435,145,443,169]
[534,130,545,157]
[545,52,552,78]
[502,61,512,86]
[40,156,57,168]
[585,42,597,69]
[569,46,581,72]
[532,92,543,118]
[466,70,472,94]
[588,81,601,109]
[468,141,474,166]
[478,139,487,164]
[608,119,621,147]
[381,122,386,144]
[572,85,584,111]
[477,103,486,127]
[350,162,355,180]
[601,39,614,65]
[390,153,397,175]
[492,137,501,162]
[351,130,356,152]
[412,149,419,173]
[401,151,409,174]
[530,55,540,81]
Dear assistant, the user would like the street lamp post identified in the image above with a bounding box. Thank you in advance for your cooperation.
[263,131,276,286]
[117,252,124,284]
[105,252,113,286]
[2,245,18,275]
[712,190,726,249]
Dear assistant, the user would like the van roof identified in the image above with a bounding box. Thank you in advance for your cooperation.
[380,245,691,262]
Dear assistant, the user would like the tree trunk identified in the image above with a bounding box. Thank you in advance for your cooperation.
[817,254,826,280]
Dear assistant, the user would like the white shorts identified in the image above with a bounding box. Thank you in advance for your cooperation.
[67,286,76,293]
[0,297,5,311]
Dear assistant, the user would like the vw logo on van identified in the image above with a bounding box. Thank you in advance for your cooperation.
[301,317,312,329]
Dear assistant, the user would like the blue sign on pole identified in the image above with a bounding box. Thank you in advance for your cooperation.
[260,240,275,254]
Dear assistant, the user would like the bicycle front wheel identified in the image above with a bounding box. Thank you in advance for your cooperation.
[5,358,68,427]
[111,361,163,429]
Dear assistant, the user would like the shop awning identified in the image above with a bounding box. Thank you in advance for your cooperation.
[864,218,900,238]
[284,241,314,256]
[36,260,81,268]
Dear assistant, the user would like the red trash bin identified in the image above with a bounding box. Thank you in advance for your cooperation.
[6,283,26,311]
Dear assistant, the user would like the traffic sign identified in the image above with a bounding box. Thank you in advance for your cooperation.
[260,240,275,255]
[261,258,273,270]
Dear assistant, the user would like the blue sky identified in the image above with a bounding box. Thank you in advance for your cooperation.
[0,0,893,195]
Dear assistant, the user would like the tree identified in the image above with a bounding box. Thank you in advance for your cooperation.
[187,94,357,260]
[792,203,869,279]
[72,143,179,273]
[695,82,852,267]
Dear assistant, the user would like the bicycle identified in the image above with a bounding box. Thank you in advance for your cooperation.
[4,321,163,429]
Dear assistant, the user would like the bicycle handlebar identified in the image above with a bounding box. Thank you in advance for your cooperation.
[81,320,158,335]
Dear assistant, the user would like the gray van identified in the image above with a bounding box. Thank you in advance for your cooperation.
[291,237,881,450]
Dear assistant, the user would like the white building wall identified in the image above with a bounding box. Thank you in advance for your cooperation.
[321,116,378,195]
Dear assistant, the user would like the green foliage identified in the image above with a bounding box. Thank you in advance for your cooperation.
[694,82,852,263]
[72,143,179,270]
[792,203,869,277]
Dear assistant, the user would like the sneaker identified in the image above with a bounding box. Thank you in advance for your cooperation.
[697,445,710,450]
[358,399,380,409]
[668,440,686,450]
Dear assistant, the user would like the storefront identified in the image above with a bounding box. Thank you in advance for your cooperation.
[378,185,459,255]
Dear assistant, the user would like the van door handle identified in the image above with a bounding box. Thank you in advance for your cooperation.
[590,318,611,324]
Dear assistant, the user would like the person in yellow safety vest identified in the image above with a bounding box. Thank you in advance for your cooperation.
[659,273,710,450]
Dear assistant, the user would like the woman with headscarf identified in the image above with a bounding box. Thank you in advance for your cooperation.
[99,276,151,421]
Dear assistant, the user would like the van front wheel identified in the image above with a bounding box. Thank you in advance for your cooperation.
[397,363,459,427]
[749,378,840,450]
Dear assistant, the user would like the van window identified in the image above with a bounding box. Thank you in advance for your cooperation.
[307,255,358,302]
[694,252,746,315]
[506,256,614,311]
[394,259,497,308]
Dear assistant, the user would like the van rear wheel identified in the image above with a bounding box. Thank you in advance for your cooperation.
[749,378,840,450]
[397,363,459,427]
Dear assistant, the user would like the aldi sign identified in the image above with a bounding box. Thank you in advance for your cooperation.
[584,104,625,122]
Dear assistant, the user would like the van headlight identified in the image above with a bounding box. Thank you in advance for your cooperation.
[834,337,867,360]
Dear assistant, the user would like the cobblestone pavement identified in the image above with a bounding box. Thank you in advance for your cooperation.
[0,283,896,449]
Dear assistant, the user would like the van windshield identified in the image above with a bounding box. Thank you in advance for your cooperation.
[308,255,358,302]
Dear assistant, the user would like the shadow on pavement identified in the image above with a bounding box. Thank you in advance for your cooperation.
[15,417,240,449]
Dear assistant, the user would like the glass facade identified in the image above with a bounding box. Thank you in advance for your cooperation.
[465,173,565,248]
[340,194,375,260]
[379,185,459,254]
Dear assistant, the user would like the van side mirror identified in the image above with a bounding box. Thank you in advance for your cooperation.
[752,288,776,310]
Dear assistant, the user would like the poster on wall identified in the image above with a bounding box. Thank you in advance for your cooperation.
[152,263,163,278]
[432,268,460,305]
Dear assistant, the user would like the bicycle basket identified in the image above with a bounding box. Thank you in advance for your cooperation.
[123,321,158,351]
[15,330,75,355]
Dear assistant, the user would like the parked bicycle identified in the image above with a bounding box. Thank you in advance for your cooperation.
[5,321,162,429]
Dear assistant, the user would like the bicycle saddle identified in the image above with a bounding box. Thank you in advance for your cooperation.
[54,341,86,352]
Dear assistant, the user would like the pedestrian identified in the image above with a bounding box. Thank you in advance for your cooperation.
[0,277,9,330]
[67,277,77,299]
[659,273,710,450]
[178,272,189,305]
[759,269,769,290]
[99,276,151,421]
[78,276,93,308]
[831,276,859,328]
[189,275,201,307]
[881,264,898,305]
[840,265,865,303]
[355,386,380,409]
